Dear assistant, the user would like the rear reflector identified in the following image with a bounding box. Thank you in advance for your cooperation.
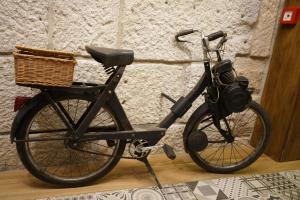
[14,96,31,112]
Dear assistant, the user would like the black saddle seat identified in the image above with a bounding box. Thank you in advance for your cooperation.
[86,46,134,67]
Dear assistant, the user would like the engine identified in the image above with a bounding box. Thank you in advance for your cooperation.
[212,60,252,113]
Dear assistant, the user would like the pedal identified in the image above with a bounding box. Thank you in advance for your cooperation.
[163,144,176,160]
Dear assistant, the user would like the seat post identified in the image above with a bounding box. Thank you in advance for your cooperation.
[73,66,126,138]
[105,65,125,87]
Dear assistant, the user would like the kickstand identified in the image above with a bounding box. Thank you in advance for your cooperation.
[139,158,162,189]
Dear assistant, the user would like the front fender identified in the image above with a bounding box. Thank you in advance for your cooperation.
[183,102,210,152]
[10,93,45,143]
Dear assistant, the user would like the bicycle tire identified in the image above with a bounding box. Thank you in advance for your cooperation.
[16,93,126,187]
[188,101,271,173]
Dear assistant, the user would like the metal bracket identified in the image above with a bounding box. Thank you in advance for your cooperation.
[161,93,176,104]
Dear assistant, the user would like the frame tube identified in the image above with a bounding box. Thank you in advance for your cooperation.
[158,71,210,129]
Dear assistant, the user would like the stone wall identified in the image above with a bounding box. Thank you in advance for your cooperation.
[0,0,282,170]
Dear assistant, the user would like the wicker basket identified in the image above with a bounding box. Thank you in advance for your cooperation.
[14,45,76,87]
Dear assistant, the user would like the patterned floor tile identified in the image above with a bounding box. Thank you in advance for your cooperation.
[213,176,260,199]
[241,172,299,199]
[37,170,300,200]
[131,188,164,200]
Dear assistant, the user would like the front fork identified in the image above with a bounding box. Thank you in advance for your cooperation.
[206,91,235,143]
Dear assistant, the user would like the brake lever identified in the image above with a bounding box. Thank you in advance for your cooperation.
[216,37,228,49]
[175,35,192,43]
[177,39,193,43]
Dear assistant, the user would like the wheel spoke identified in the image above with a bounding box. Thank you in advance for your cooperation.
[203,144,224,162]
[199,121,214,131]
[191,102,268,171]
[231,143,238,164]
[73,99,80,122]
[19,97,124,185]
[229,143,233,165]
[235,142,252,157]
[215,144,226,166]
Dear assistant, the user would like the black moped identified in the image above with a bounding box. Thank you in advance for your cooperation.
[11,30,271,187]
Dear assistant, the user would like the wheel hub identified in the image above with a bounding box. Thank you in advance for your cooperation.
[226,134,235,143]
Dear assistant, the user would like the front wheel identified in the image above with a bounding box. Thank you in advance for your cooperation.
[189,101,271,173]
[16,93,126,187]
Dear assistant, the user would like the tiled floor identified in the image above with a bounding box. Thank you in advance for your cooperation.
[39,170,300,200]
[1,154,300,200]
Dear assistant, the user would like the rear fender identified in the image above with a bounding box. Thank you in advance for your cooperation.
[10,93,45,143]
[10,91,133,143]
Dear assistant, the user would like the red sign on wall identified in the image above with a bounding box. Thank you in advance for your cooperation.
[280,7,300,25]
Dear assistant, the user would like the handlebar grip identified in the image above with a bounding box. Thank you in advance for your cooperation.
[175,29,195,42]
[207,31,226,41]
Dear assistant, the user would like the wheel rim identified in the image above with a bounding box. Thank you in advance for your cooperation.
[24,97,121,182]
[192,104,267,169]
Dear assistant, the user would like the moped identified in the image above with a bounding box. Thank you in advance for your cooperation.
[11,30,271,187]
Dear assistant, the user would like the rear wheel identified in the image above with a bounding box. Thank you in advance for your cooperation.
[189,101,271,173]
[16,94,126,187]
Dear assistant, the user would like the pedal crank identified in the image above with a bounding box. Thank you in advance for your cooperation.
[140,144,163,151]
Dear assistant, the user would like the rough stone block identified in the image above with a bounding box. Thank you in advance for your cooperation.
[121,0,261,61]
[193,0,261,60]
[159,63,189,122]
[0,0,49,52]
[252,93,261,103]
[234,57,268,93]
[179,63,205,123]
[0,135,23,171]
[0,57,33,131]
[74,58,108,84]
[153,123,185,154]
[121,0,196,61]
[52,0,120,54]
[162,123,185,153]
[250,0,281,57]
[116,63,184,125]
[239,0,261,26]
[184,63,205,92]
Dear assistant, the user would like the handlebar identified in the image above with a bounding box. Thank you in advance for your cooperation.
[175,30,227,43]
[206,31,227,41]
[174,30,227,60]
